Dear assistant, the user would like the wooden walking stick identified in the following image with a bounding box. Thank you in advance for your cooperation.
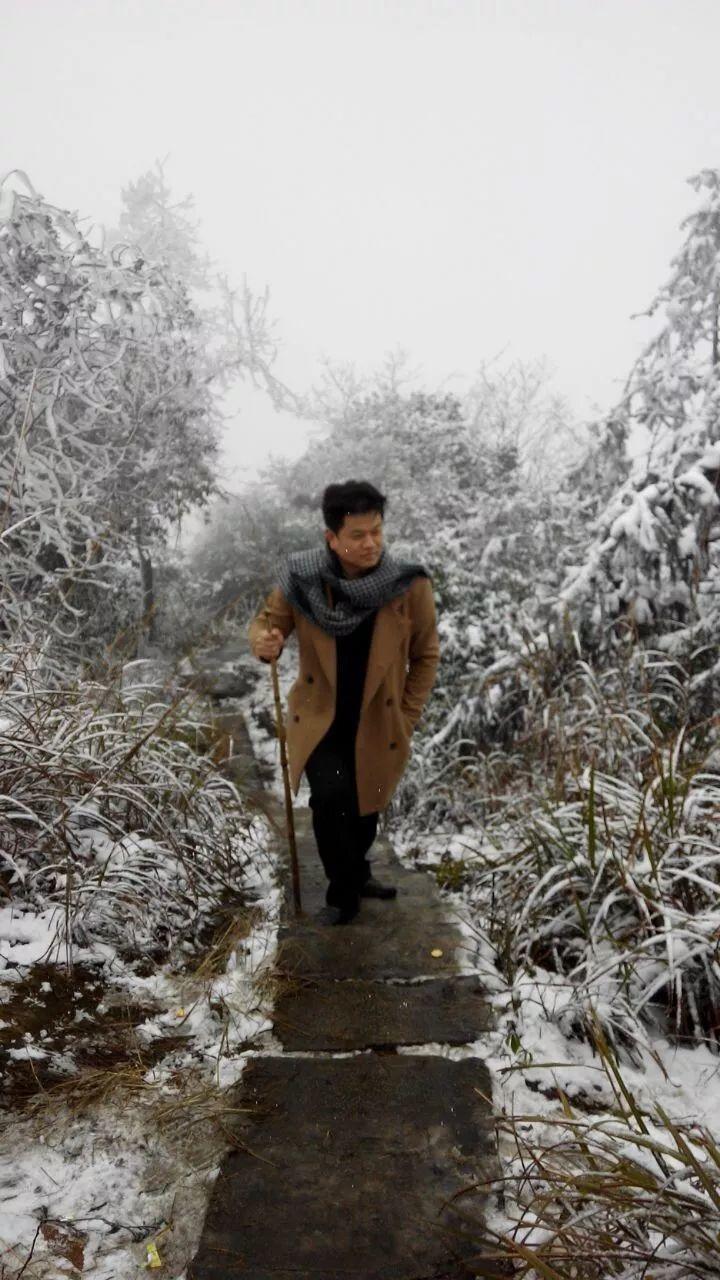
[263,609,303,916]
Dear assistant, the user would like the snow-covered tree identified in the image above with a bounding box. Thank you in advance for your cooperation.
[109,159,293,409]
[183,482,311,630]
[462,353,586,489]
[263,378,483,552]
[111,160,212,290]
[234,362,582,759]
[0,170,219,656]
[558,168,720,673]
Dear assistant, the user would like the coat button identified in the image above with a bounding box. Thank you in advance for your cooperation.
[306,674,314,683]
[294,714,300,722]
[386,696,393,705]
[389,741,397,749]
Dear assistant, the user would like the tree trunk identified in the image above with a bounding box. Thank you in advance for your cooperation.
[136,537,156,643]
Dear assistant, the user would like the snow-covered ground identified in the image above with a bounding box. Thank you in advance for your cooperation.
[0,659,286,1280]
[391,819,720,1265]
[1,863,284,1278]
[4,641,719,1278]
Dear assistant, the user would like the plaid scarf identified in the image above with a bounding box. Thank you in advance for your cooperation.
[276,543,430,637]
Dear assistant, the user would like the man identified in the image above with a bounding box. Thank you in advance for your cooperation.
[248,479,440,925]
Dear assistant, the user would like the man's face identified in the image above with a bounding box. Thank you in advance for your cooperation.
[325,511,384,577]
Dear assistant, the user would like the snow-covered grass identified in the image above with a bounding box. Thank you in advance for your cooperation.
[0,641,286,1278]
[490,1042,720,1278]
[1,652,261,968]
[392,832,720,1277]
[399,652,720,1050]
[391,646,720,1278]
[473,657,720,1050]
[0,859,283,1280]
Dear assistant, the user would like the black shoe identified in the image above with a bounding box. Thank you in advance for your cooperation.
[316,901,359,926]
[359,877,397,899]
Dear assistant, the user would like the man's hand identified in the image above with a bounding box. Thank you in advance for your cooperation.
[252,627,285,662]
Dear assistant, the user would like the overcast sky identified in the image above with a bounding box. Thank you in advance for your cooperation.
[3,0,719,486]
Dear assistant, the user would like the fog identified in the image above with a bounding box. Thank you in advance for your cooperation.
[4,0,719,484]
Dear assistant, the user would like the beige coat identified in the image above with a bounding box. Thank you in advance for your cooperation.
[247,574,440,816]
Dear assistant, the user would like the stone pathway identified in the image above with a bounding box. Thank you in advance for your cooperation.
[189,712,507,1280]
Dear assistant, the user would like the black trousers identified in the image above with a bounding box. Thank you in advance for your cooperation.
[303,720,379,909]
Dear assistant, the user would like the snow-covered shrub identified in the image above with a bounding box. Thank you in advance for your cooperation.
[558,168,720,666]
[463,654,720,1046]
[394,170,720,828]
[0,171,282,985]
[0,660,261,966]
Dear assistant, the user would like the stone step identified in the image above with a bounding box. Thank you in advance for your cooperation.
[188,1054,505,1280]
[273,974,491,1052]
[274,823,476,981]
[207,710,268,793]
[187,699,506,1278]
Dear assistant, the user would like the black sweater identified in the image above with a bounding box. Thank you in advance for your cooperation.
[333,607,378,737]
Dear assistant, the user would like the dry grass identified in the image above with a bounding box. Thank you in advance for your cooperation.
[487,1019,720,1278]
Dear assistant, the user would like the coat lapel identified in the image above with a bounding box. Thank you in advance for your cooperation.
[311,625,336,690]
[360,597,407,714]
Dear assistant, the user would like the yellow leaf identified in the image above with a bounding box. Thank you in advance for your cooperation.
[430,948,443,958]
[146,1240,163,1269]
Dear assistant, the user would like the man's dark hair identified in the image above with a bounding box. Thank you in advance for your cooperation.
[322,480,387,535]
